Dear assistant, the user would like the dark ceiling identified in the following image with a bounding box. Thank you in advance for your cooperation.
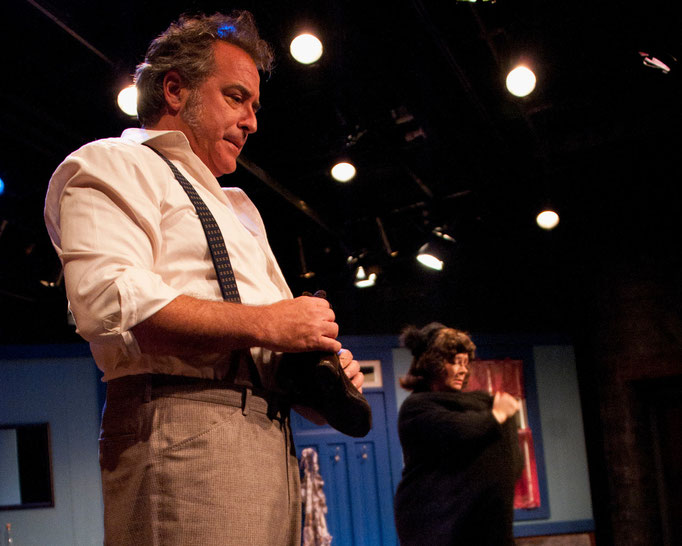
[1,0,681,344]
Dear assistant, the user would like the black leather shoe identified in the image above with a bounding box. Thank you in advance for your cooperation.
[277,350,372,437]
[276,291,372,438]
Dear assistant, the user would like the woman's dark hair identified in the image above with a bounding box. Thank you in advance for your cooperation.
[399,322,476,392]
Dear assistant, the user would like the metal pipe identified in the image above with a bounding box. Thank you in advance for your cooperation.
[24,0,115,66]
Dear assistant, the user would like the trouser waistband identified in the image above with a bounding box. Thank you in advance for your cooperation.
[106,373,290,420]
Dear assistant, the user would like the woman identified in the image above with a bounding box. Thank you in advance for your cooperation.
[394,323,523,545]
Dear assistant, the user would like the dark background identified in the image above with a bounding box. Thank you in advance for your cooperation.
[1,1,681,543]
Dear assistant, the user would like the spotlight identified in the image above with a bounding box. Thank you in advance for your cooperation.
[639,51,675,74]
[331,161,356,182]
[506,65,536,97]
[290,33,323,65]
[416,229,455,271]
[117,84,138,116]
[40,268,64,288]
[354,265,377,288]
[432,226,456,243]
[536,209,560,230]
[417,242,444,271]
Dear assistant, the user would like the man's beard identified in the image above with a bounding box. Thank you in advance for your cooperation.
[180,89,204,133]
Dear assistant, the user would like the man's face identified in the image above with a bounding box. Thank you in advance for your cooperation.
[179,41,260,176]
[434,353,470,392]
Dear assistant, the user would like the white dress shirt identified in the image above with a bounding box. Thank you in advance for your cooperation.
[45,128,292,383]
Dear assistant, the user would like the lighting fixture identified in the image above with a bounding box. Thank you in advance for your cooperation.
[639,51,673,74]
[354,265,377,288]
[432,226,456,243]
[536,209,560,230]
[331,161,356,182]
[40,267,64,288]
[416,228,455,271]
[416,242,444,271]
[117,84,138,116]
[0,176,5,196]
[290,33,323,65]
[506,65,536,97]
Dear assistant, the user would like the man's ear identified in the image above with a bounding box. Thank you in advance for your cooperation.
[162,70,188,114]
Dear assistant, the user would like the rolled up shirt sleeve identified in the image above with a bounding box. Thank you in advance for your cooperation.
[45,140,182,353]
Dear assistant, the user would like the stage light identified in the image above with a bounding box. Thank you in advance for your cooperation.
[639,51,674,74]
[0,176,5,196]
[40,268,64,289]
[536,209,560,230]
[417,242,444,271]
[354,265,377,288]
[290,33,323,65]
[117,84,138,116]
[331,161,356,182]
[506,66,536,97]
[416,228,455,271]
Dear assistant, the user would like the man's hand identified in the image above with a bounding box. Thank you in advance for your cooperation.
[259,296,341,354]
[339,348,364,392]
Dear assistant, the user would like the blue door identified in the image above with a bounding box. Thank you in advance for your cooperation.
[292,392,399,545]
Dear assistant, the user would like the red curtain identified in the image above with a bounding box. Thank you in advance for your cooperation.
[514,428,541,509]
[464,359,541,509]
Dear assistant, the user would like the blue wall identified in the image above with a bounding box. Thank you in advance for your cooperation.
[0,346,104,546]
[527,346,593,524]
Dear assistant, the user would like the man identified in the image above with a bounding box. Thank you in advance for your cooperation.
[44,11,364,545]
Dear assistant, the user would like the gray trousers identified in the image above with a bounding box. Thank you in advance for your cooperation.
[99,375,301,545]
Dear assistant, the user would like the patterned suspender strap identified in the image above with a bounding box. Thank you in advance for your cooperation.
[145,144,266,390]
[145,145,241,303]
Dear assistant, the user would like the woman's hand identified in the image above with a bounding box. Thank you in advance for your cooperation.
[492,391,519,424]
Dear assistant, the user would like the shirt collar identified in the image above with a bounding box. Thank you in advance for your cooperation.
[123,126,222,183]
[120,127,192,152]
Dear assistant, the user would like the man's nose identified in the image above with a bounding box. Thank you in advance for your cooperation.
[240,107,257,134]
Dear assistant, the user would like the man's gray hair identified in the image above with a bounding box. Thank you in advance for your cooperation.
[134,11,274,127]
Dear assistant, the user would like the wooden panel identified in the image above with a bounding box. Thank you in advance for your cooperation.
[293,391,398,545]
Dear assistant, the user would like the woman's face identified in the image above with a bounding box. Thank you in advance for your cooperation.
[433,353,470,392]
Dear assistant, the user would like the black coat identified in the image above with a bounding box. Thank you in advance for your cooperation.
[394,390,523,545]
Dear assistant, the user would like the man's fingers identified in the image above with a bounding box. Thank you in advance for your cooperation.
[352,372,364,392]
[263,297,341,352]
[342,358,360,376]
[299,294,331,308]
[339,355,364,391]
[321,337,342,354]
[338,348,353,367]
[320,320,339,340]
